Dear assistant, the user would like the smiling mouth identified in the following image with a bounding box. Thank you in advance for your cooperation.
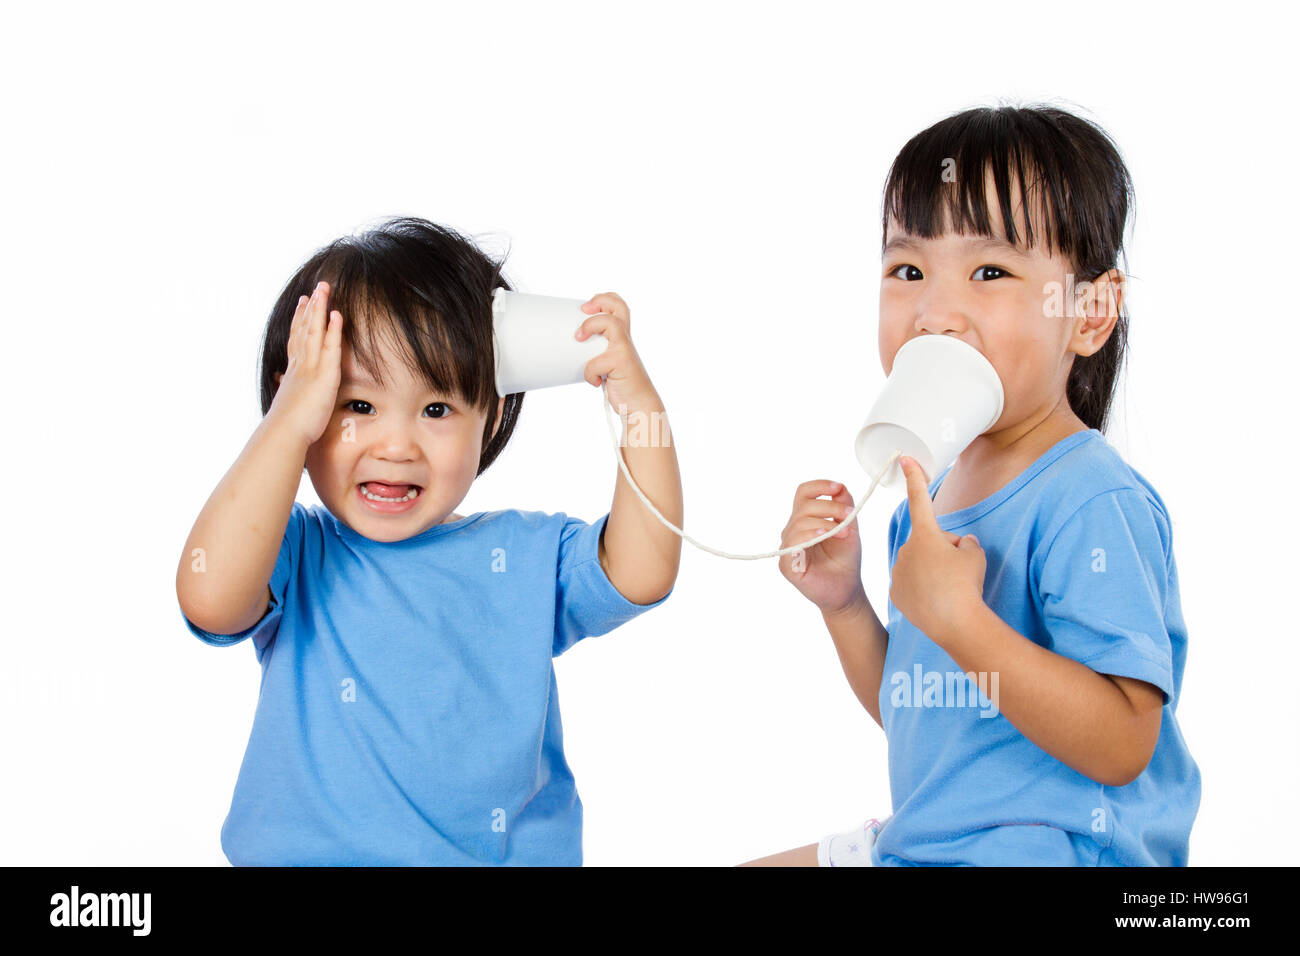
[359,482,422,503]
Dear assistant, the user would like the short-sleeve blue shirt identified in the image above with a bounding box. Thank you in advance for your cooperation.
[873,429,1201,866]
[179,506,670,866]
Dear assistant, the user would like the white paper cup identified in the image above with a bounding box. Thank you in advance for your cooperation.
[854,334,1005,488]
[492,288,610,394]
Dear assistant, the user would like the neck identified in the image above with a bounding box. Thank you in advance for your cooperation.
[947,392,1087,486]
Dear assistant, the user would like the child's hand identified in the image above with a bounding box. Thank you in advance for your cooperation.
[778,480,867,616]
[576,293,659,410]
[889,455,987,641]
[267,281,344,447]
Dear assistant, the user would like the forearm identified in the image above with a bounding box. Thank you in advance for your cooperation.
[175,411,310,633]
[600,389,683,605]
[934,599,1153,786]
[822,593,890,728]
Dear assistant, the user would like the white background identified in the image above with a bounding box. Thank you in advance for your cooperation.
[2,0,1294,866]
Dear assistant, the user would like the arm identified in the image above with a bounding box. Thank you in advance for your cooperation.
[177,283,341,635]
[777,478,885,725]
[599,386,684,606]
[934,598,1164,787]
[175,412,310,635]
[575,292,682,607]
[821,591,891,728]
[890,454,1163,787]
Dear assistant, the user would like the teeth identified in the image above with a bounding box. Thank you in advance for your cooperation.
[361,484,420,502]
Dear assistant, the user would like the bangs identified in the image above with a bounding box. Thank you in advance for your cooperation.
[880,105,1133,279]
[306,221,503,415]
[325,266,482,408]
[258,217,525,478]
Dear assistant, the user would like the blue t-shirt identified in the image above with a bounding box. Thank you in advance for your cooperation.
[179,505,671,866]
[873,428,1201,866]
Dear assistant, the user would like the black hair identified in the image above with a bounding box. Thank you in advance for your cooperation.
[880,103,1134,434]
[258,217,523,477]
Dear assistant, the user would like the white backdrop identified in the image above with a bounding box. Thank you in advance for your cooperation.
[2,0,1294,866]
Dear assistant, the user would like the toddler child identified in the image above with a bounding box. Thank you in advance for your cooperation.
[176,217,682,865]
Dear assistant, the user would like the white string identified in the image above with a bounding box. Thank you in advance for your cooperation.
[598,383,902,561]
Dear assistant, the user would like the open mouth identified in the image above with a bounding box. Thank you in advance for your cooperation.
[359,481,422,502]
[357,482,423,513]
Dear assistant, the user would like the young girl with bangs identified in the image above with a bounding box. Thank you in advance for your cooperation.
[746,105,1200,867]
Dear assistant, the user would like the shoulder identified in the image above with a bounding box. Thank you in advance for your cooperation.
[292,501,355,545]
[472,508,588,532]
[282,500,317,541]
[1034,431,1172,543]
[468,508,604,545]
[1025,432,1176,589]
[472,508,610,572]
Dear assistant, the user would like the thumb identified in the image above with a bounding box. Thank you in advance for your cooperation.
[958,533,980,549]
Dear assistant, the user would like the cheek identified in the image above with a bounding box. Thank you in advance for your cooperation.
[428,424,486,470]
[876,303,906,374]
[1013,284,1073,351]
[878,282,919,349]
[307,428,353,472]
[987,331,1056,405]
[1021,311,1070,368]
[301,443,330,486]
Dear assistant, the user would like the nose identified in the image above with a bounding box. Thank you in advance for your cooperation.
[913,279,971,337]
[368,420,420,463]
[886,287,971,377]
[914,309,969,338]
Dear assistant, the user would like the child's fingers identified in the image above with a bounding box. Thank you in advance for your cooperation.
[582,292,629,323]
[792,479,847,508]
[786,514,845,545]
[786,516,850,549]
[286,294,309,363]
[304,283,328,368]
[797,498,853,523]
[291,290,317,355]
[784,520,821,550]
[806,515,852,540]
[792,481,855,523]
[576,312,618,346]
[322,309,344,359]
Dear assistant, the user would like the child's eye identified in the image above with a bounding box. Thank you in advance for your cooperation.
[344,399,374,414]
[972,264,1011,280]
[887,263,923,281]
[424,402,452,419]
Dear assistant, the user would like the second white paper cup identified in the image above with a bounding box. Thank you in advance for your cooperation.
[492,288,610,394]
[854,334,1005,489]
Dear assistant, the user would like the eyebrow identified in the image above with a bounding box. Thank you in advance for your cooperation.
[883,235,1030,259]
[339,376,459,400]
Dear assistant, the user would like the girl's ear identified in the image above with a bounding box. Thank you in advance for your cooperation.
[1090,268,1125,320]
[1070,269,1124,357]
